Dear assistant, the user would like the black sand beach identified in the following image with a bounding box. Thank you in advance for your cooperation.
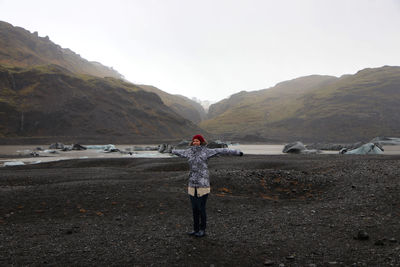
[1,154,399,266]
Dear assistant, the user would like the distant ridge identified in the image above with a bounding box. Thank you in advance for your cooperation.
[138,84,207,124]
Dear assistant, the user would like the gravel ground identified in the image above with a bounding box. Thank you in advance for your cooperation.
[1,154,400,266]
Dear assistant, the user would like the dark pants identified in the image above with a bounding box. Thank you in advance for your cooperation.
[189,191,208,232]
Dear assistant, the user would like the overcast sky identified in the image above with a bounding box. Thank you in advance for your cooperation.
[1,0,400,102]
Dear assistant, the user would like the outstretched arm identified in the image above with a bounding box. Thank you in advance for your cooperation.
[171,149,189,158]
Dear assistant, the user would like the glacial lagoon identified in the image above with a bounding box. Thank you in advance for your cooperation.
[1,144,400,167]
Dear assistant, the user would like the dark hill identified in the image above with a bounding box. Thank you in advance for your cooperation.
[200,67,400,142]
[0,64,203,144]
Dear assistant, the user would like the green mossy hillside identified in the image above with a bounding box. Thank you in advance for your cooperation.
[0,64,202,142]
[200,66,400,142]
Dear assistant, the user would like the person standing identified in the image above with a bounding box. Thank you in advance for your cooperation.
[171,134,243,237]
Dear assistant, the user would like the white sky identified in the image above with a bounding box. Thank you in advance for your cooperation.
[1,0,400,102]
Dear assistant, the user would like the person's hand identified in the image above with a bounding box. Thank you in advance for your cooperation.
[239,152,244,156]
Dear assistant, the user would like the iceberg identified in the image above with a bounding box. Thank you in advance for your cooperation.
[4,161,25,166]
[86,144,117,151]
[344,143,383,155]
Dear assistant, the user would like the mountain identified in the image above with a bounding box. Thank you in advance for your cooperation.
[0,21,123,79]
[0,64,203,143]
[137,84,206,124]
[0,21,206,143]
[200,66,400,142]
[191,97,215,112]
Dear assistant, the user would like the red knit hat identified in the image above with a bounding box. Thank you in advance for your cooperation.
[192,134,206,143]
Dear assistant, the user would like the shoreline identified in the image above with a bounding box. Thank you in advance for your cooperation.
[0,144,315,167]
[1,143,400,164]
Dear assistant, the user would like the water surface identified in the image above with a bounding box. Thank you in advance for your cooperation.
[1,144,400,167]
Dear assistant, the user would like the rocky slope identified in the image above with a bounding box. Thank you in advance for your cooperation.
[0,20,207,143]
[200,66,400,142]
[0,20,123,79]
[0,64,203,143]
[0,21,208,126]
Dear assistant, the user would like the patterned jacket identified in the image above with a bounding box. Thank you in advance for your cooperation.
[171,146,241,188]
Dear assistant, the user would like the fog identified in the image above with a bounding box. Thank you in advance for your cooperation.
[1,0,400,101]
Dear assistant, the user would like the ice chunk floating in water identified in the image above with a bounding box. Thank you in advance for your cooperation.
[4,161,25,166]
[86,144,116,151]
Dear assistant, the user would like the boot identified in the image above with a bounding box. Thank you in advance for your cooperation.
[195,230,206,237]
[187,231,198,236]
